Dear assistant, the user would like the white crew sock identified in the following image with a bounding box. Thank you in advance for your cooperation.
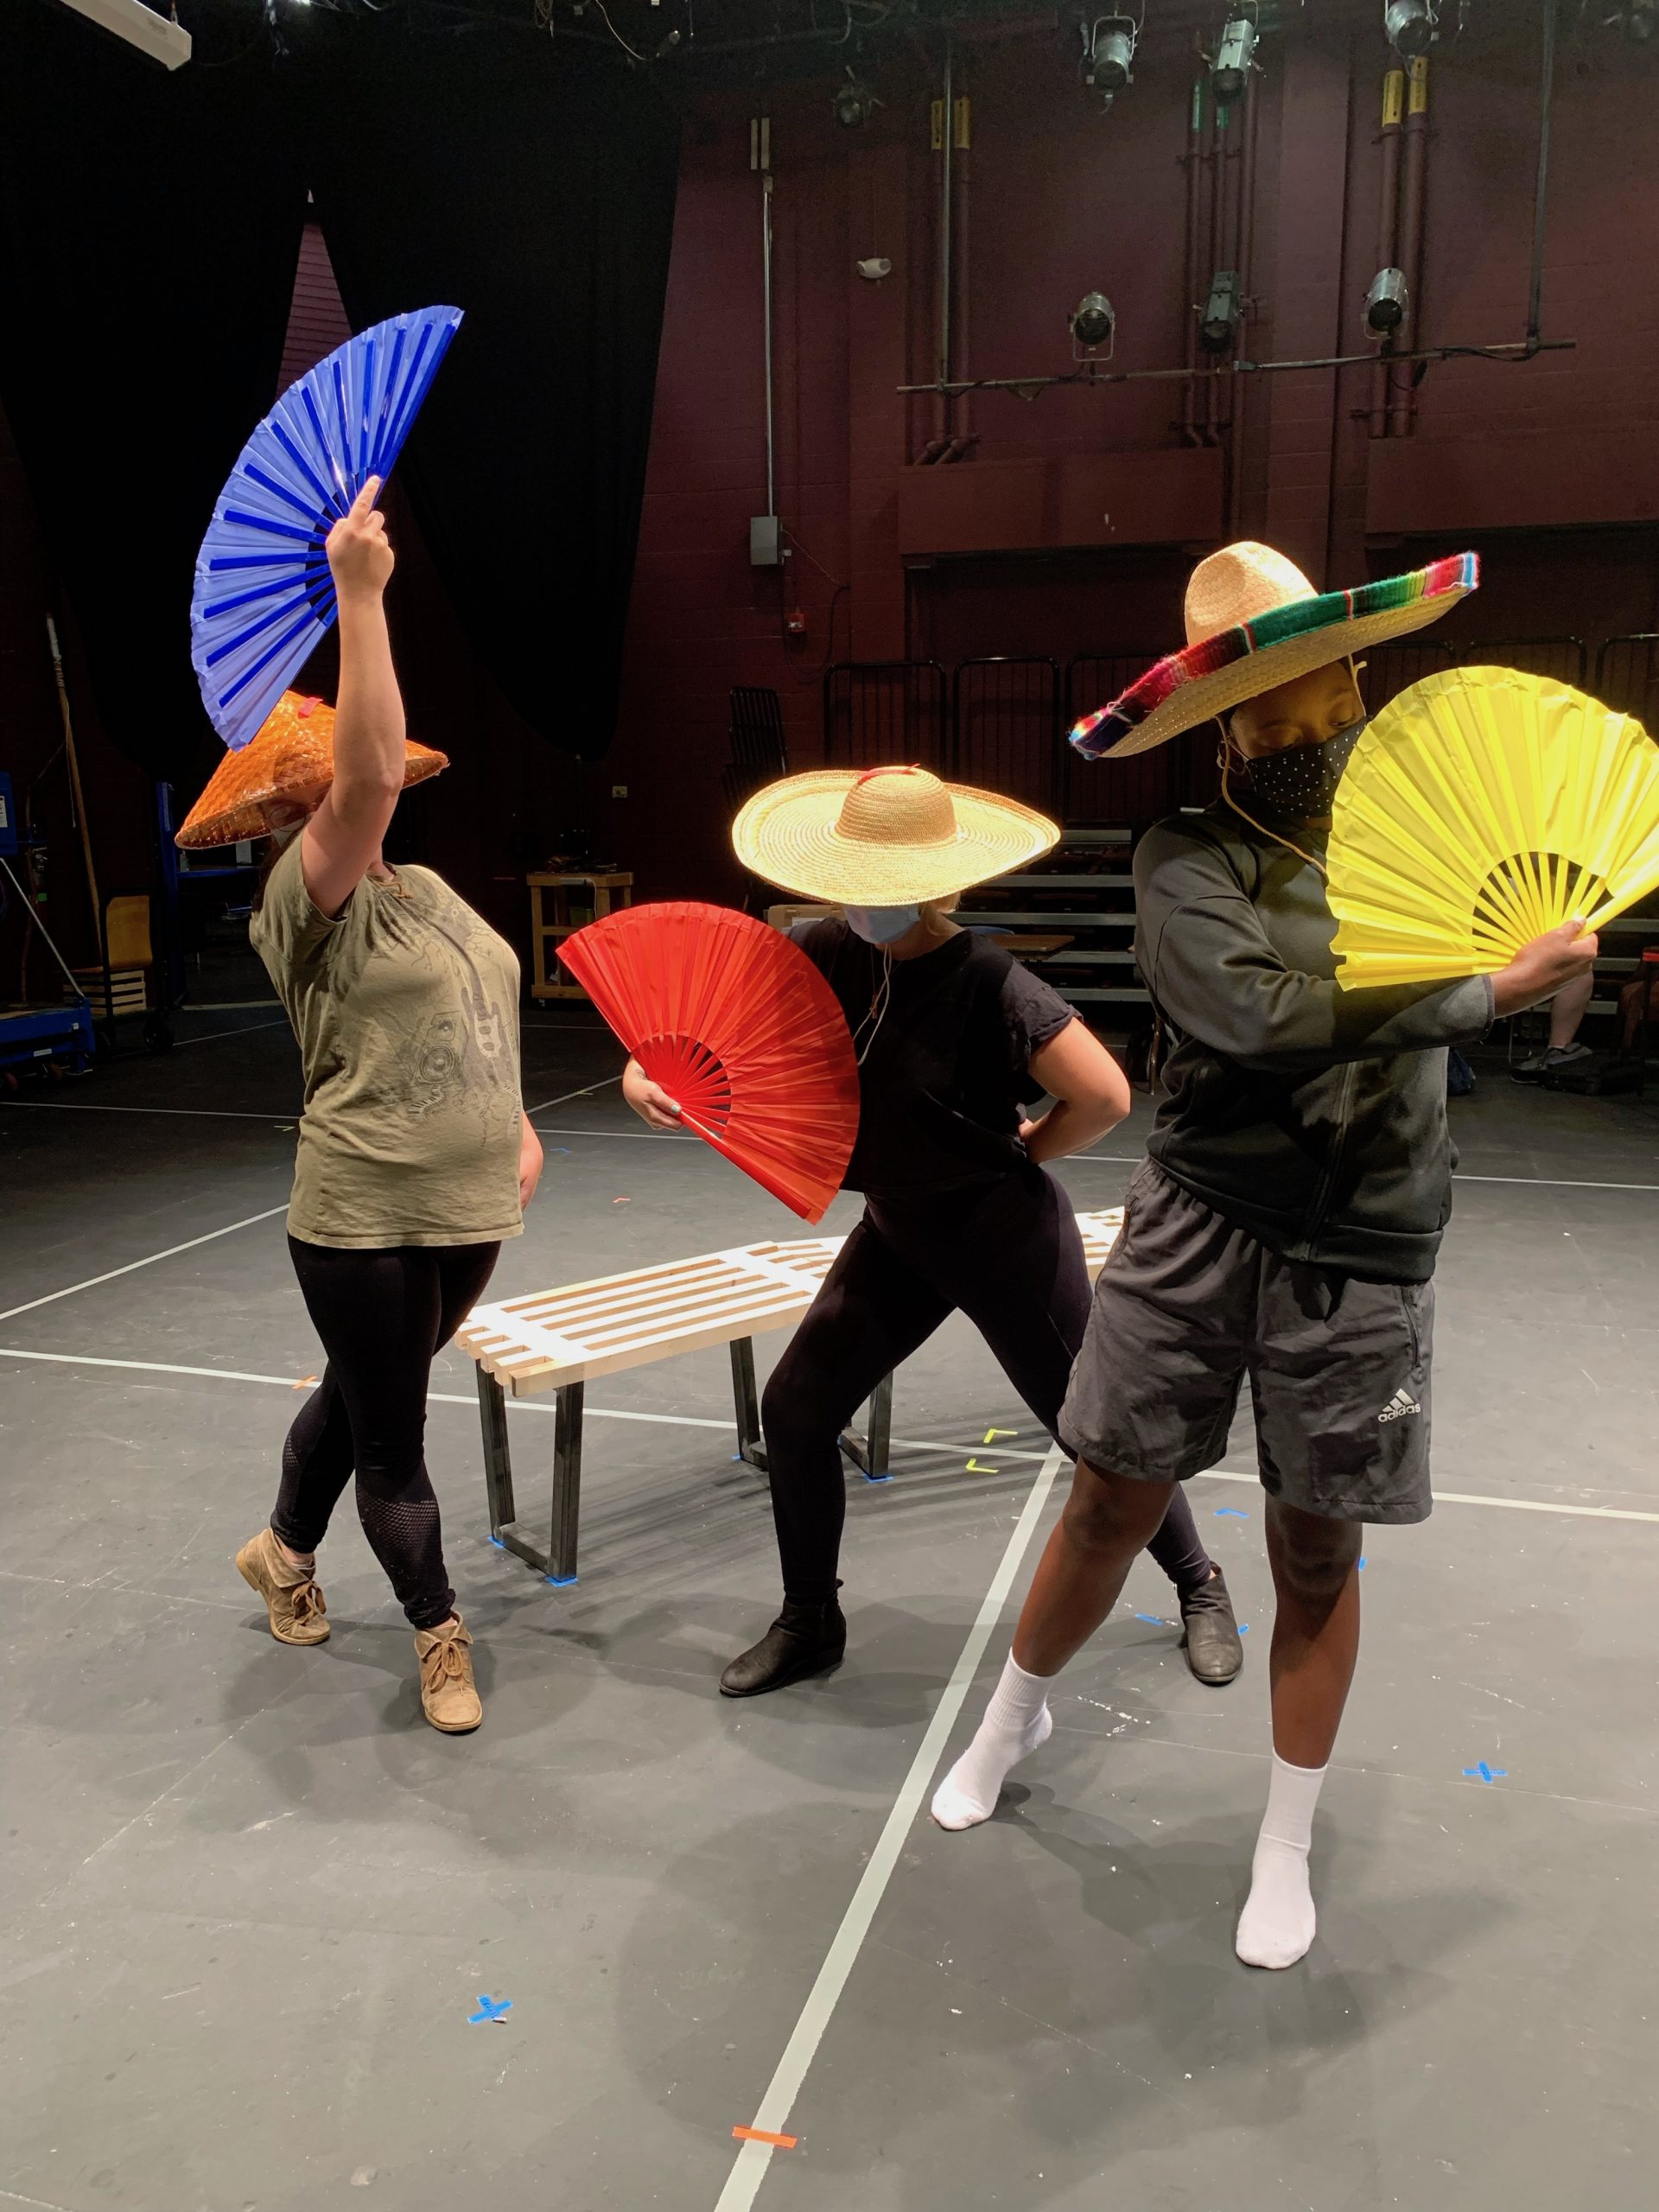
[1235,1750,1328,1969]
[931,1653,1055,1832]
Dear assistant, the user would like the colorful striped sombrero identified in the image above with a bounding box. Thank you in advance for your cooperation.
[1070,542,1479,760]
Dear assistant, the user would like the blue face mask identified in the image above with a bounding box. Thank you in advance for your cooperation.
[844,903,920,946]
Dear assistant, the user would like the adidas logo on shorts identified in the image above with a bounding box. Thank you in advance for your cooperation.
[1376,1387,1421,1424]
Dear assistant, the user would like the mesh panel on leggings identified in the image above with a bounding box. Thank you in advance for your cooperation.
[356,1479,454,1630]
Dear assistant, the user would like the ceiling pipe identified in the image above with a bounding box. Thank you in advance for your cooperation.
[938,33,957,444]
[1203,79,1226,444]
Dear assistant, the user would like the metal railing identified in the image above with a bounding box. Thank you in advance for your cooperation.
[951,658,1060,812]
[822,661,949,772]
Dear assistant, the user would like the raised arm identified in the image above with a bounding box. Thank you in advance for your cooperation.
[302,479,405,919]
[1020,1018,1132,1163]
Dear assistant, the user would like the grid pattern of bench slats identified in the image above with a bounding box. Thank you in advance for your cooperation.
[457,1209,1124,1399]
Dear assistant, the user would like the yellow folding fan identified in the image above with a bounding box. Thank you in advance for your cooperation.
[1328,666,1659,989]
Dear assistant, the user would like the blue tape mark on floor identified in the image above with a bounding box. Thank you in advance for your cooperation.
[1358,1556,1368,1570]
[469,1995,512,2024]
[1237,1623,1249,1634]
[545,1572,578,1586]
[863,1471,894,1484]
[1213,1506,1249,1518]
[1463,1761,1507,1783]
[1134,1612,1170,1626]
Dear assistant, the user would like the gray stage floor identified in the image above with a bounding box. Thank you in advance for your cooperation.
[2,1014,1656,2212]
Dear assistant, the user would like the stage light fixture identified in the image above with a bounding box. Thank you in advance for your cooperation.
[1383,0,1436,57]
[1211,14,1258,102]
[1069,292,1117,352]
[1200,270,1241,353]
[1083,15,1139,94]
[834,68,880,128]
[1364,266,1409,334]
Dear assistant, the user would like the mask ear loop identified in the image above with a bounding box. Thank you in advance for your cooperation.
[853,948,893,1065]
[1216,714,1329,880]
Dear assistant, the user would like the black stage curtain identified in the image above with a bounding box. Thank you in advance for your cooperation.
[0,0,308,786]
[0,3,679,777]
[287,13,682,761]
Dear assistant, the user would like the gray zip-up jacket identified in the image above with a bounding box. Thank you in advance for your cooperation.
[1133,807,1493,1284]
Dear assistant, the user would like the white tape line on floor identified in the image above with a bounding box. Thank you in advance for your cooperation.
[3,1344,1657,1524]
[715,1441,1067,2211]
[0,1206,289,1325]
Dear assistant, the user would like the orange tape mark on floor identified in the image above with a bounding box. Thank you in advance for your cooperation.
[732,2126,798,2150]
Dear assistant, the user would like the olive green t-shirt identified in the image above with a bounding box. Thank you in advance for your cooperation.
[252,836,524,1249]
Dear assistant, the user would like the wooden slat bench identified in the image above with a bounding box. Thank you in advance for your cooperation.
[456,1207,1123,1583]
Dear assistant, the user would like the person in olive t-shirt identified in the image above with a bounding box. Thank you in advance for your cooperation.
[232,480,543,1736]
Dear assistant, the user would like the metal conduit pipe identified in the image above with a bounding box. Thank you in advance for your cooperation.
[1370,66,1405,439]
[1389,55,1429,437]
[1226,67,1260,533]
[1204,89,1226,444]
[938,34,956,444]
[1181,73,1205,446]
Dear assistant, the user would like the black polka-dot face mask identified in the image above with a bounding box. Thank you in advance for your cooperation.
[1237,718,1366,818]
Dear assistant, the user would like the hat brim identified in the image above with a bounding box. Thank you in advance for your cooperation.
[732,770,1058,904]
[176,734,448,848]
[1071,552,1479,760]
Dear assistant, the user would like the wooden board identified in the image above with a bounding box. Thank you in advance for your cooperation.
[456,1208,1123,1402]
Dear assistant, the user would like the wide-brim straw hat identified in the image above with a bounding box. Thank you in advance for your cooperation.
[1070,541,1480,760]
[733,765,1058,905]
[175,691,448,849]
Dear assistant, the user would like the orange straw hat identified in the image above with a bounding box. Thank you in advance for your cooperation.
[175,691,448,849]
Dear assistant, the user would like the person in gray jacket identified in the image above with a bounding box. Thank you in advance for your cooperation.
[932,542,1597,1970]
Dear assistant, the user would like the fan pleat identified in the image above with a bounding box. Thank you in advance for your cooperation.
[1330,668,1659,988]
[190,306,463,752]
[558,903,861,1222]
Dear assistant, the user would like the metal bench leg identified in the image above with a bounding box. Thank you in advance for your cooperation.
[838,1371,894,1484]
[477,1368,518,1536]
[548,1381,584,1585]
[730,1338,768,1471]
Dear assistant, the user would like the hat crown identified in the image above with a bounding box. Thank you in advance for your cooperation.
[1184,541,1317,647]
[835,766,959,850]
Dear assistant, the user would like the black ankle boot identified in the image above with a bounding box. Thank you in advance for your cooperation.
[719,1590,847,1698]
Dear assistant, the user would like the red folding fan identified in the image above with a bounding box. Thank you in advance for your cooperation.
[558,902,860,1224]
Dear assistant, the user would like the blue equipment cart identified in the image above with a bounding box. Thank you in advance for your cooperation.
[0,769,97,1077]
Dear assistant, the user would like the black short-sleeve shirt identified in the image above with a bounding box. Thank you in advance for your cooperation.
[793,919,1076,1198]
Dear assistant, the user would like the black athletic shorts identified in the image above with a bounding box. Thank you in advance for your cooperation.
[1059,1161,1433,1524]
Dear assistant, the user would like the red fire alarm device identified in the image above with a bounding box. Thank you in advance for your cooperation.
[785,607,807,635]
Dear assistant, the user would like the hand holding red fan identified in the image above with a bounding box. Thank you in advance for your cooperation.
[558,903,860,1224]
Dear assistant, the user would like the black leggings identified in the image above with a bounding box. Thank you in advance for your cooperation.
[272,1236,501,1630]
[761,1169,1211,1605]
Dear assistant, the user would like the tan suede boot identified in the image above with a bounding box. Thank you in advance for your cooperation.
[415,1616,482,1733]
[235,1527,329,1645]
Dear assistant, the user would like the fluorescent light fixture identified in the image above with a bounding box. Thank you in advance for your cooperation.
[58,0,192,69]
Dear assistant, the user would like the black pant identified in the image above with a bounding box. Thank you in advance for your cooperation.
[272,1236,501,1630]
[760,1168,1211,1604]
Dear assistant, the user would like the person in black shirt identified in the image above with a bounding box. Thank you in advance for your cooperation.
[622,766,1241,1696]
[936,543,1597,1972]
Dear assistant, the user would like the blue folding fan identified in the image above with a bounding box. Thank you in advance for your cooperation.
[190,304,463,751]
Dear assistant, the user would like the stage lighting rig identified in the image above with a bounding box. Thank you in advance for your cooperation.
[1211,11,1258,102]
[1069,292,1117,355]
[1200,270,1241,352]
[834,67,882,127]
[1383,0,1437,57]
[1081,14,1140,98]
[1364,266,1409,334]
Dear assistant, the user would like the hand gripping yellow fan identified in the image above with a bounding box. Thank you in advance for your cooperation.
[1329,666,1659,989]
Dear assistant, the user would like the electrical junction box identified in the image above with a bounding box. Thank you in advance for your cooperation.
[749,515,782,568]
[0,771,16,858]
